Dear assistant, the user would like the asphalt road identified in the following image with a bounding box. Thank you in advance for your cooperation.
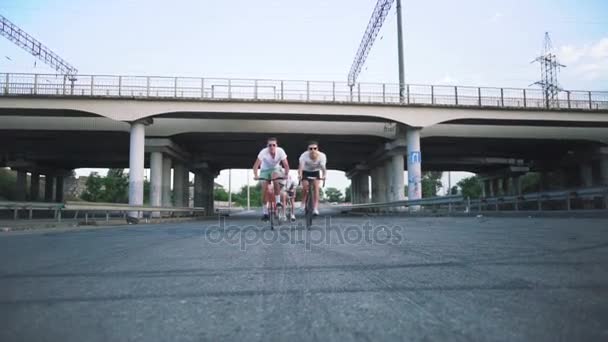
[1,213,608,341]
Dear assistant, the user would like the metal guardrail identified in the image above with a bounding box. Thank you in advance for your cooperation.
[339,187,608,213]
[0,200,205,223]
[0,201,63,220]
[1,72,607,110]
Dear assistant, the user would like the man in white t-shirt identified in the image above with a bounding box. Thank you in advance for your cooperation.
[298,140,327,216]
[252,137,290,221]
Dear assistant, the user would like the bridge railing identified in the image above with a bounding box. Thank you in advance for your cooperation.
[0,200,206,224]
[338,186,608,213]
[1,72,607,110]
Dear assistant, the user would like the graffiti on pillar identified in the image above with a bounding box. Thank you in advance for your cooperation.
[408,151,421,164]
[408,175,422,198]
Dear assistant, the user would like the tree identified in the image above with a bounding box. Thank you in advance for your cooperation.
[81,169,129,203]
[456,176,482,198]
[344,184,351,203]
[214,187,229,201]
[324,187,343,203]
[421,171,442,198]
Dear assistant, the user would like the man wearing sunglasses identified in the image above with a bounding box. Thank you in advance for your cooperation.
[253,137,290,221]
[298,141,327,216]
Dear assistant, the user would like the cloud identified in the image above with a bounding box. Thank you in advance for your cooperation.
[557,37,608,81]
[436,74,457,84]
[490,12,503,23]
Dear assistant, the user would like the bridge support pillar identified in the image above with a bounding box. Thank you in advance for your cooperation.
[55,174,64,202]
[350,176,359,204]
[44,174,54,202]
[371,168,380,204]
[173,163,187,208]
[377,164,388,204]
[503,177,511,195]
[149,151,163,217]
[406,127,422,209]
[597,151,608,186]
[128,119,151,219]
[194,169,215,215]
[162,155,173,208]
[514,176,522,196]
[359,173,370,203]
[15,170,27,201]
[580,163,593,187]
[390,154,405,203]
[30,173,40,201]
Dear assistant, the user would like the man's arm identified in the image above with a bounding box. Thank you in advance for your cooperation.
[320,155,327,179]
[298,159,304,181]
[252,158,261,179]
[281,158,290,175]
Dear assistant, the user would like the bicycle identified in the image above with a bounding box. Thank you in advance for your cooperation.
[258,176,284,230]
[301,176,325,229]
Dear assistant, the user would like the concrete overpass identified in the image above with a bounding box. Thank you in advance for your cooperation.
[1,73,608,216]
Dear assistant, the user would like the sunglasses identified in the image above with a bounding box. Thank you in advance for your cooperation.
[308,147,318,150]
[268,143,277,147]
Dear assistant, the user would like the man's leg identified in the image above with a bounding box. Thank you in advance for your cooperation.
[313,179,320,215]
[290,195,296,221]
[301,180,309,210]
[260,180,269,220]
[281,191,287,218]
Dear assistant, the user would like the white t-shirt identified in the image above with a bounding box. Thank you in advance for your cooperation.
[299,151,327,172]
[257,147,287,170]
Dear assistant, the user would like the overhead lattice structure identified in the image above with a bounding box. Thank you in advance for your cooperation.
[531,32,565,108]
[347,0,395,87]
[0,14,78,76]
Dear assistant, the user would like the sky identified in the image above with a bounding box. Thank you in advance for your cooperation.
[2,0,607,195]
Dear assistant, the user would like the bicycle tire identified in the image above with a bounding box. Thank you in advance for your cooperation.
[306,184,314,229]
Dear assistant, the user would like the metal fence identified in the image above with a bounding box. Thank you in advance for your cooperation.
[2,73,607,110]
[339,186,608,213]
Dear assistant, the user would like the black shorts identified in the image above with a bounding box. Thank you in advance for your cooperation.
[302,170,320,180]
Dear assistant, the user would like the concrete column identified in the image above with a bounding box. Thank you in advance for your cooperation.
[15,170,27,201]
[162,155,173,207]
[481,179,488,197]
[173,163,185,207]
[194,170,214,215]
[128,121,146,218]
[55,174,64,202]
[406,127,422,201]
[580,163,593,187]
[488,179,495,197]
[377,164,387,203]
[149,151,163,217]
[359,174,370,203]
[600,155,608,186]
[207,175,215,214]
[29,173,40,201]
[351,176,359,204]
[44,175,54,202]
[514,176,522,196]
[194,171,204,208]
[371,167,380,202]
[503,177,511,195]
[390,154,405,202]
[183,170,190,207]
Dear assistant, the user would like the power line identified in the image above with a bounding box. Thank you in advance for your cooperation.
[0,14,77,76]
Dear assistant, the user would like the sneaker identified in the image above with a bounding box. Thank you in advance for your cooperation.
[280,214,286,222]
[313,209,319,216]
[261,214,269,222]
[290,214,296,222]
